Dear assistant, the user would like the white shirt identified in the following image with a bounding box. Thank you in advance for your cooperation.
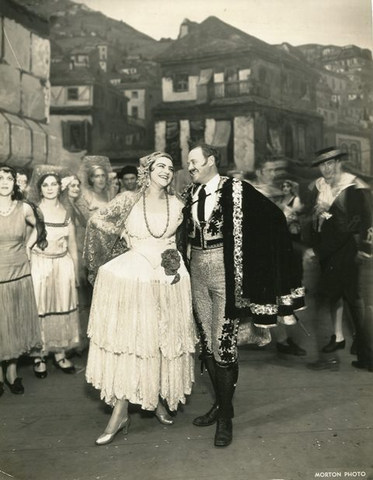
[192,174,221,225]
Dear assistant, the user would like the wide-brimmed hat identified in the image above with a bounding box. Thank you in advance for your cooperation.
[312,146,347,167]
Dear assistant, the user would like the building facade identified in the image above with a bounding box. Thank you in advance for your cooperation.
[50,63,145,172]
[299,44,373,175]
[109,59,162,149]
[153,17,323,187]
[0,0,61,168]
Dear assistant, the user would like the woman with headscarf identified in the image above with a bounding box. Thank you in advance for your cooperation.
[60,174,91,344]
[84,152,196,445]
[60,174,89,282]
[0,166,46,396]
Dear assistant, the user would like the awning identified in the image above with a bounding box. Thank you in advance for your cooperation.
[197,68,213,85]
[0,112,58,167]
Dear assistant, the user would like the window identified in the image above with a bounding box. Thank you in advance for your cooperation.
[350,143,361,169]
[259,67,267,83]
[62,121,90,151]
[131,91,138,99]
[173,73,189,92]
[189,120,205,144]
[67,88,79,101]
[300,81,309,98]
[131,106,139,118]
[298,125,306,157]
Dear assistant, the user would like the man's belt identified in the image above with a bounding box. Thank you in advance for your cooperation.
[190,236,224,250]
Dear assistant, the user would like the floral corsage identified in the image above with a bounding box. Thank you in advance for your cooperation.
[161,249,181,285]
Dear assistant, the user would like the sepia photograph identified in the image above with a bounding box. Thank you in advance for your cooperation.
[0,0,372,479]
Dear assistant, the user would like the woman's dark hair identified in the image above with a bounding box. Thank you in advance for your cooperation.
[0,166,23,200]
[37,173,62,197]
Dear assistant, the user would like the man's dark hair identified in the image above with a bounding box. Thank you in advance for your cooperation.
[16,168,30,180]
[256,156,276,172]
[190,142,221,167]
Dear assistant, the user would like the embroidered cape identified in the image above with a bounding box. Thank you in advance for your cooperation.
[182,177,305,326]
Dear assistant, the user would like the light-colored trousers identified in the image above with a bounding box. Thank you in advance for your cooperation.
[190,247,239,365]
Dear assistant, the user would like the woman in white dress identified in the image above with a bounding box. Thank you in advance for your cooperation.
[84,152,196,445]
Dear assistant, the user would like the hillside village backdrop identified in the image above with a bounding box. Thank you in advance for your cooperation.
[0,0,372,190]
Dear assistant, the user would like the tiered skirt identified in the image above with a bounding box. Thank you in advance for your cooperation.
[86,250,196,410]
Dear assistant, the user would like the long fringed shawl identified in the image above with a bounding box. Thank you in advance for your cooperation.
[83,190,142,284]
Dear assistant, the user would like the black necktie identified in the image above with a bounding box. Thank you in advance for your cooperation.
[197,185,206,223]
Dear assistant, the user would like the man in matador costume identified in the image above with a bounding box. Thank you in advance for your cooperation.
[181,143,305,447]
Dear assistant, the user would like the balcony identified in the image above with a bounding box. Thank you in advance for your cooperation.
[127,115,146,128]
[197,79,270,102]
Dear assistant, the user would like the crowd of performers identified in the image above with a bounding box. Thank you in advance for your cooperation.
[0,145,372,448]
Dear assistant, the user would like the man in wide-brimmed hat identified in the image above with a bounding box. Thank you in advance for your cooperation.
[307,146,373,372]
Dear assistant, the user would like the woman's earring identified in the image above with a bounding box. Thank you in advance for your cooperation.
[146,177,150,188]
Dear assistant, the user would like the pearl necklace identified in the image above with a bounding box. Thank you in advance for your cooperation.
[0,200,15,216]
[143,192,170,238]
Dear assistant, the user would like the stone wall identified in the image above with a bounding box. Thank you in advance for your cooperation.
[0,2,61,167]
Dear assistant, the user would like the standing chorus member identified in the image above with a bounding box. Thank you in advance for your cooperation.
[16,169,30,199]
[249,158,306,356]
[307,147,373,371]
[79,156,112,216]
[84,152,196,446]
[0,166,47,396]
[118,165,138,192]
[30,171,81,378]
[278,179,305,283]
[60,174,89,285]
[182,143,305,447]
[60,174,91,344]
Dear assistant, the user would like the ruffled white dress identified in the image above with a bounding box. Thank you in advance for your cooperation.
[86,195,196,410]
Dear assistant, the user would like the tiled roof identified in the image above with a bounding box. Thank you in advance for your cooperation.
[156,16,276,62]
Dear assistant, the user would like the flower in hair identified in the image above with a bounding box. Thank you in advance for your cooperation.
[61,176,76,191]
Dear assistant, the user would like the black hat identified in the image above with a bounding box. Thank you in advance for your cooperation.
[119,165,138,178]
[312,146,347,167]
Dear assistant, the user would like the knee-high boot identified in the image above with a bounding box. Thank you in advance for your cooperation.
[193,355,220,426]
[214,361,238,447]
